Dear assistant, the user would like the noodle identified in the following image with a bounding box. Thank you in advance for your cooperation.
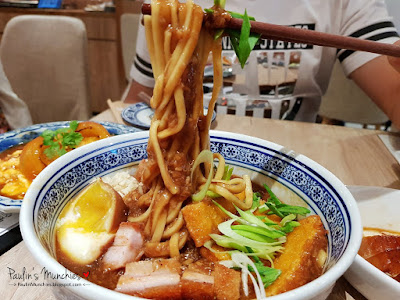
[130,0,253,258]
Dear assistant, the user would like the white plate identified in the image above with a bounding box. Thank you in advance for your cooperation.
[121,102,216,129]
[345,185,400,300]
[0,121,140,213]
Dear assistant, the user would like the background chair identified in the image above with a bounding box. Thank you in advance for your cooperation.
[0,15,91,124]
[319,61,389,129]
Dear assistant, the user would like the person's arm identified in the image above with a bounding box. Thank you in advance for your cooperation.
[0,60,32,129]
[349,42,400,127]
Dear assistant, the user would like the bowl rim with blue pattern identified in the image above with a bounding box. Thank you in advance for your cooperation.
[20,130,362,300]
[0,121,141,213]
[121,102,216,129]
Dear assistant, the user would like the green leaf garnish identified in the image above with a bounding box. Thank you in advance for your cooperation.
[228,9,260,68]
[206,2,260,68]
[41,121,83,159]
[228,11,256,21]
[69,120,79,131]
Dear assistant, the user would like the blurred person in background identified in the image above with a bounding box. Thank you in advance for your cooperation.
[125,0,400,127]
[0,60,32,133]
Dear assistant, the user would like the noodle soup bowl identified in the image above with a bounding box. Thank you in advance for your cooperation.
[20,130,362,300]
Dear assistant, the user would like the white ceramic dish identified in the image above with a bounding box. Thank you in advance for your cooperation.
[121,102,216,129]
[0,121,140,213]
[345,186,400,300]
[20,131,362,300]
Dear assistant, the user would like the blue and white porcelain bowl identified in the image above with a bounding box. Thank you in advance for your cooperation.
[20,131,362,300]
[0,121,140,213]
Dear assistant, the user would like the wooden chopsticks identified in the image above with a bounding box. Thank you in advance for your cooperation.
[141,3,400,58]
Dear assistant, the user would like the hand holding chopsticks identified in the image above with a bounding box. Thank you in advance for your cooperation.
[141,3,400,58]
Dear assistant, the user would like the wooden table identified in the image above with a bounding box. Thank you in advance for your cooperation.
[2,107,399,299]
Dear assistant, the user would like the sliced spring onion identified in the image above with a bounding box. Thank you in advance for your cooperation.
[260,184,311,217]
[222,252,267,299]
[263,184,281,205]
[222,165,234,180]
[209,234,249,253]
[206,190,221,198]
[214,28,225,40]
[256,215,279,226]
[263,202,285,218]
[276,205,311,215]
[210,234,283,261]
[212,200,252,225]
[280,221,300,234]
[218,220,285,250]
[280,214,297,226]
[251,192,261,212]
[191,150,214,202]
[232,228,276,243]
[232,225,278,242]
[207,165,235,197]
[214,0,226,9]
[235,206,284,235]
[252,262,281,287]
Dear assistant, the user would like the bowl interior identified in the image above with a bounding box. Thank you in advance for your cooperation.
[21,130,361,299]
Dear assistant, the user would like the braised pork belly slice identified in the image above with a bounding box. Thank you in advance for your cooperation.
[116,259,182,299]
[214,264,241,300]
[181,260,215,300]
[102,222,144,271]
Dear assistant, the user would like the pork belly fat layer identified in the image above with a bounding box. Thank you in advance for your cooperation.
[214,264,241,300]
[116,259,182,299]
[117,273,181,292]
[181,270,214,300]
[102,222,144,271]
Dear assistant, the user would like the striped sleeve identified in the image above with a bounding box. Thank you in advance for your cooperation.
[338,0,399,76]
[129,21,155,88]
